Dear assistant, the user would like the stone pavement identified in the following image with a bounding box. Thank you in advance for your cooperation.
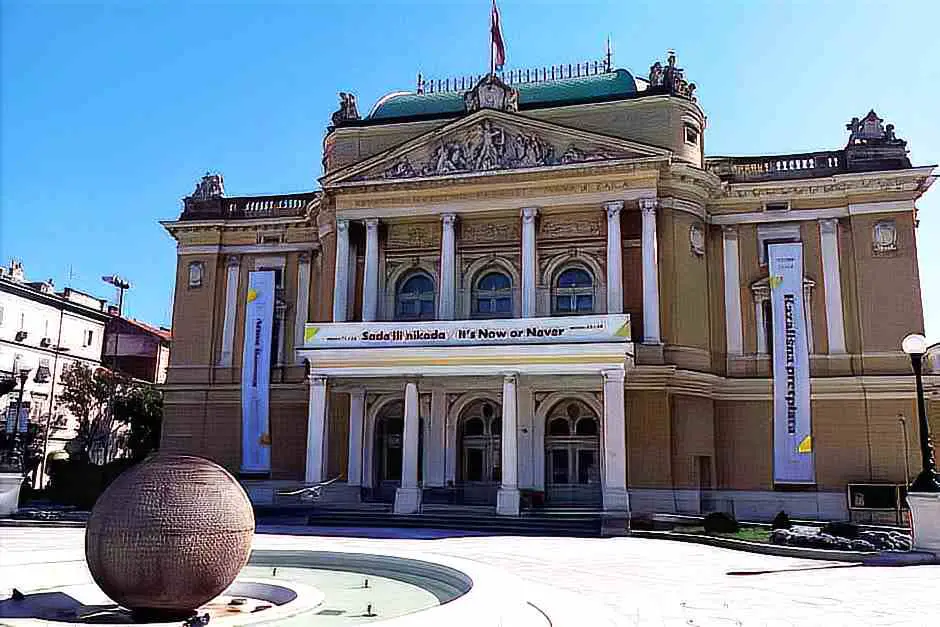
[2,525,939,626]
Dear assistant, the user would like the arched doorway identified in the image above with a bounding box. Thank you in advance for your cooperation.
[458,399,502,505]
[372,400,423,503]
[544,399,602,507]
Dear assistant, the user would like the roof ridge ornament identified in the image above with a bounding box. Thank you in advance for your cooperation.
[464,73,519,113]
[329,92,361,130]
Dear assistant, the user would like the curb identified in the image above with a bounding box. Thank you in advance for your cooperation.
[0,518,87,528]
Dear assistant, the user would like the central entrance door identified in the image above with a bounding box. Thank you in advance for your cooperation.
[458,399,502,505]
[544,399,602,508]
[373,401,423,503]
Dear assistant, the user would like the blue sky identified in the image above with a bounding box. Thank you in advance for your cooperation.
[1,0,938,341]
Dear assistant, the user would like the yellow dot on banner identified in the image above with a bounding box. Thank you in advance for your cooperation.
[614,321,631,337]
[247,288,258,303]
[304,326,320,342]
[769,276,783,289]
[259,433,271,446]
[798,435,812,453]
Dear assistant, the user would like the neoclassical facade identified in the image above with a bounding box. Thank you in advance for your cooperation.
[161,53,937,522]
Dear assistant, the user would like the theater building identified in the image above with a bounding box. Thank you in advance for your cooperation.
[161,51,937,522]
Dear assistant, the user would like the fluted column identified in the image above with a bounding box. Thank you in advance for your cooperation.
[439,213,457,320]
[346,388,366,486]
[394,379,423,514]
[819,218,846,354]
[639,198,661,343]
[362,218,380,322]
[305,374,328,483]
[602,368,629,512]
[605,201,624,314]
[521,207,538,317]
[332,219,350,322]
[722,226,743,356]
[496,373,520,516]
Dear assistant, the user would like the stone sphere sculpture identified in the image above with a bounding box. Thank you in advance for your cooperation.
[85,454,255,620]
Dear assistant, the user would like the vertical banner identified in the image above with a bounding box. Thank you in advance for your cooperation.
[241,270,275,474]
[769,243,815,484]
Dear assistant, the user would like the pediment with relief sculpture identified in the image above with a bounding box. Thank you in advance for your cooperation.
[322,109,671,187]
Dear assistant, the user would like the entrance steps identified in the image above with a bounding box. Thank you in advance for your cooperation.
[290,505,607,536]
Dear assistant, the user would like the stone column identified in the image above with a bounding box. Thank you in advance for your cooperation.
[497,373,521,516]
[293,252,311,363]
[722,226,744,356]
[438,213,457,320]
[604,201,624,314]
[819,218,846,354]
[219,255,240,366]
[332,218,350,322]
[395,379,423,514]
[602,368,629,512]
[346,388,366,486]
[362,218,380,322]
[521,207,539,318]
[639,198,661,343]
[427,387,447,487]
[754,295,768,355]
[305,375,328,484]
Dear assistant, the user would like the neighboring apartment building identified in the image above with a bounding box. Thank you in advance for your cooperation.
[0,260,110,484]
[103,316,171,384]
[160,49,937,522]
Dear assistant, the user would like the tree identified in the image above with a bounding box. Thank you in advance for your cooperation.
[58,362,128,464]
[113,384,162,461]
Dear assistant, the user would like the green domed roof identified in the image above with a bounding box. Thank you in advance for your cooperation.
[368,69,638,121]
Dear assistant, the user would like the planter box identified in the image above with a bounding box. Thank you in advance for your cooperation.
[907,492,940,555]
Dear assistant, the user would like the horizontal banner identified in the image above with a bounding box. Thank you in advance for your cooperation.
[304,314,631,349]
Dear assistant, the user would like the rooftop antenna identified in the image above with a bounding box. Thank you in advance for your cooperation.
[605,36,612,72]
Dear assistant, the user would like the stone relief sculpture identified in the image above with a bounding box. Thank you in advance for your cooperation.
[872,220,898,255]
[464,74,519,113]
[689,224,705,256]
[368,120,622,181]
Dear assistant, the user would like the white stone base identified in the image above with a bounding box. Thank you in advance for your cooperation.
[602,486,630,513]
[0,472,23,517]
[907,492,940,555]
[496,487,520,516]
[394,486,423,514]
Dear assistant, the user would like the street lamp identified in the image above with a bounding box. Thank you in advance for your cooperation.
[102,274,131,463]
[900,333,940,493]
[8,368,31,470]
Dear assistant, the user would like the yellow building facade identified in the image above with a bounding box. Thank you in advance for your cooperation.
[161,54,937,523]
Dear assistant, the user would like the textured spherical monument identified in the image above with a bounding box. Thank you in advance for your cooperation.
[85,454,255,620]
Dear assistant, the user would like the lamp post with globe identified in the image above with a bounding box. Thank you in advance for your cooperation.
[900,333,940,554]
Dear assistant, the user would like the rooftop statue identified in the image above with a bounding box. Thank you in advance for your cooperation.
[648,50,696,101]
[190,172,225,200]
[846,110,906,146]
[330,92,361,129]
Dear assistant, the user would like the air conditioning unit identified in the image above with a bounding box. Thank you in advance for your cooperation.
[14,330,28,342]
[40,337,52,347]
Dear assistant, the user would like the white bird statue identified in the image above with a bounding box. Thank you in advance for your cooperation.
[278,476,341,501]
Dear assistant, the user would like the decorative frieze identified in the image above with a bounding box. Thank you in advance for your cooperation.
[460,218,520,244]
[386,222,440,249]
[539,212,603,238]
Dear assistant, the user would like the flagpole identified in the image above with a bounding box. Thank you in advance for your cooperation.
[489,3,494,76]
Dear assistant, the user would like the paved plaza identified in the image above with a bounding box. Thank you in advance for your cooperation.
[1,525,939,626]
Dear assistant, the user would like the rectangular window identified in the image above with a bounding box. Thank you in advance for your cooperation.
[19,313,25,330]
[83,330,94,347]
[684,123,699,145]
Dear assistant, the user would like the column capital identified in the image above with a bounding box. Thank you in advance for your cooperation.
[602,368,625,384]
[226,255,241,268]
[722,224,738,238]
[819,217,839,234]
[307,374,328,387]
[521,206,539,223]
[441,213,458,226]
[336,218,350,234]
[364,217,380,230]
[298,251,312,264]
[502,372,519,386]
[604,200,624,218]
[638,197,658,212]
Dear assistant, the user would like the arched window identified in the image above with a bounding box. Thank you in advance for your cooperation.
[458,400,503,490]
[553,267,594,314]
[549,418,570,436]
[473,271,513,318]
[544,399,602,502]
[396,272,435,320]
